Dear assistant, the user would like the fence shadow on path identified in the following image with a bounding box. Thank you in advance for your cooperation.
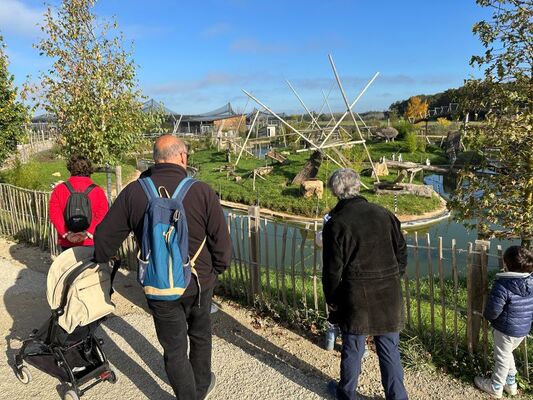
[212,307,383,400]
[4,249,173,399]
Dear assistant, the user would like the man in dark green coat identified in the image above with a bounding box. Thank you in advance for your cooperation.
[322,168,408,400]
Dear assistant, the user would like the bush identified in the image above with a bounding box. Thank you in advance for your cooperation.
[393,120,415,139]
[417,136,427,153]
[0,160,42,189]
[405,131,418,153]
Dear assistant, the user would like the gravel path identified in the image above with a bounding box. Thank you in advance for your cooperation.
[0,239,528,399]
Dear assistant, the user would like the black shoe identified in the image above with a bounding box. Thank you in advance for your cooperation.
[204,372,216,400]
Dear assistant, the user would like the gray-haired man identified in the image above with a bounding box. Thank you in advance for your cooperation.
[322,168,408,400]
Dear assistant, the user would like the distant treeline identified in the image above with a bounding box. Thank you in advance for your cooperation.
[388,86,469,118]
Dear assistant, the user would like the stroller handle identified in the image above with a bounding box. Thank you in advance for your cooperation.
[55,260,99,315]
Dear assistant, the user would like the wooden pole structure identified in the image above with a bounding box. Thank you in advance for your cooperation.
[318,71,380,148]
[241,89,343,168]
[235,110,260,166]
[286,80,321,129]
[327,54,380,182]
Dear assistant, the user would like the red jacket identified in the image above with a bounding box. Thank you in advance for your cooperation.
[49,176,109,248]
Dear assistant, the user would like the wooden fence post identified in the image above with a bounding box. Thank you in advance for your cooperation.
[467,239,490,353]
[105,164,112,205]
[115,165,122,194]
[248,206,260,297]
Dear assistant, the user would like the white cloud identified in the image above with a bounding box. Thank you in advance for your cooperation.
[0,0,43,37]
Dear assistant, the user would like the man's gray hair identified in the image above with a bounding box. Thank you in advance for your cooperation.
[153,137,188,162]
[327,168,361,199]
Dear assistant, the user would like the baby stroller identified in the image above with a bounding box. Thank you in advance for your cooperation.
[14,247,120,400]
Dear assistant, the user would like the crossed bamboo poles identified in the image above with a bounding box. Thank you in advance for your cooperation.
[240,54,380,183]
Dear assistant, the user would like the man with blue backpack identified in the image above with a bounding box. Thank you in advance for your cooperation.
[94,135,232,399]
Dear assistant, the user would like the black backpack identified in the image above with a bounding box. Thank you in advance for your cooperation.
[63,181,96,232]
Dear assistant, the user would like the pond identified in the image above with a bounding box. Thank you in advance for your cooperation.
[223,173,518,276]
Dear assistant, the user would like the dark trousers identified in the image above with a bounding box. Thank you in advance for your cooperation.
[338,332,408,400]
[147,288,213,400]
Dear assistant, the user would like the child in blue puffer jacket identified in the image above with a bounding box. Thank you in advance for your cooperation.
[475,246,533,399]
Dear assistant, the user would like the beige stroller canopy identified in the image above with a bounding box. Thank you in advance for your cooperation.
[47,247,115,334]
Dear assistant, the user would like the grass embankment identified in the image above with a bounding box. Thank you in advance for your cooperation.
[190,141,446,218]
[0,150,137,191]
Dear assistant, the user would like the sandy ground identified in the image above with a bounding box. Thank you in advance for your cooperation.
[0,238,528,400]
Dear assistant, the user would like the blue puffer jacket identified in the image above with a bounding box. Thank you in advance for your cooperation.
[484,272,533,337]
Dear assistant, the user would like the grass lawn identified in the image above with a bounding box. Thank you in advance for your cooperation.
[190,140,446,218]
[0,150,137,191]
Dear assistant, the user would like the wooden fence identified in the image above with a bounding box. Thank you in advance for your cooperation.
[0,183,530,381]
[219,211,532,382]
[0,183,60,254]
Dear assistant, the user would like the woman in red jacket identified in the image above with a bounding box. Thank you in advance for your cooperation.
[49,154,109,251]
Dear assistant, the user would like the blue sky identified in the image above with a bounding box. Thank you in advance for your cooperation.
[1,0,490,114]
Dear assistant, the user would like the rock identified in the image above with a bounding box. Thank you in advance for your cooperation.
[374,182,435,198]
[301,179,324,199]
[371,162,389,178]
[234,176,242,182]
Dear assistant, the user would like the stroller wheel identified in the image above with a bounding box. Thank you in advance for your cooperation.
[107,364,118,384]
[15,365,32,384]
[63,390,80,400]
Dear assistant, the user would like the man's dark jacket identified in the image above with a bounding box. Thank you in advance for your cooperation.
[94,163,232,297]
[322,196,407,335]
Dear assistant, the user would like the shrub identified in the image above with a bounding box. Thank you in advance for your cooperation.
[405,131,418,153]
[0,160,42,190]
[417,136,427,153]
[393,120,415,140]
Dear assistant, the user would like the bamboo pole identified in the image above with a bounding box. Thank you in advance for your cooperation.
[438,236,446,346]
[467,242,474,355]
[452,238,459,355]
[264,218,271,299]
[290,227,297,309]
[415,232,421,332]
[426,233,435,336]
[232,215,246,301]
[481,244,489,369]
[300,229,308,315]
[312,221,319,311]
[241,90,344,168]
[226,213,234,296]
[521,339,529,381]
[327,54,379,181]
[274,222,280,301]
[243,217,252,302]
[280,223,288,308]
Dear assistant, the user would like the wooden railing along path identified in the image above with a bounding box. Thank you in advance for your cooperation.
[0,183,530,381]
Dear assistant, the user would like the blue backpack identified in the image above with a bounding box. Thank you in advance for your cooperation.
[137,176,205,301]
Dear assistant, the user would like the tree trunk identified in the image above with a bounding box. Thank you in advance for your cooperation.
[292,151,323,185]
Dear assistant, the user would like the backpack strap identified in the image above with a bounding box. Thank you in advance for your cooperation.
[138,177,159,199]
[171,177,196,203]
[64,181,75,193]
[83,183,97,195]
[190,237,206,268]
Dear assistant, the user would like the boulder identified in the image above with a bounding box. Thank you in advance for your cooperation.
[373,182,435,198]
[301,179,324,199]
[371,162,389,178]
